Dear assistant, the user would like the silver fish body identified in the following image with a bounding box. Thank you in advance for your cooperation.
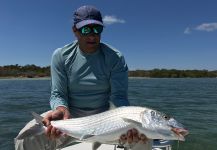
[50,106,188,144]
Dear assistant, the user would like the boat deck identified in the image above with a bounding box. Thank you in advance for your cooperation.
[61,140,172,150]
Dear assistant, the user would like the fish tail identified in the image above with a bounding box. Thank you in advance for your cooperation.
[15,112,46,141]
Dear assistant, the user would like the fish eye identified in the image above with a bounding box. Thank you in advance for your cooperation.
[163,115,170,120]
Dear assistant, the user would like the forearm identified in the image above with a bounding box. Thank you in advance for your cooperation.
[50,48,69,110]
[50,94,69,110]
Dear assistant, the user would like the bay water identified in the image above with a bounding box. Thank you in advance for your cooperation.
[0,78,217,150]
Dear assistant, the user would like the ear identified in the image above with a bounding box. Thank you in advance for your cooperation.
[72,26,79,38]
[72,26,77,33]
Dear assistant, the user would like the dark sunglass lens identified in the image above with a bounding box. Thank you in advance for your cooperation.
[80,26,91,35]
[93,26,103,34]
[79,25,103,35]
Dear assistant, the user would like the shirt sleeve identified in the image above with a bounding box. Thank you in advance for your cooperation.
[49,49,69,110]
[110,54,130,107]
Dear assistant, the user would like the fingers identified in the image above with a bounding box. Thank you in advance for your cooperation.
[126,129,140,144]
[43,108,72,140]
[120,128,148,145]
[42,110,63,126]
[43,110,68,140]
[56,106,71,120]
[119,134,127,145]
[42,111,53,126]
[139,134,148,144]
[45,125,61,139]
[127,129,133,144]
[51,110,64,120]
[63,110,71,120]
[42,118,51,127]
[51,127,61,139]
[45,125,52,138]
[132,128,139,143]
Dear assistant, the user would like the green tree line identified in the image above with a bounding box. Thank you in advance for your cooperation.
[129,69,217,78]
[0,65,216,78]
[0,64,50,78]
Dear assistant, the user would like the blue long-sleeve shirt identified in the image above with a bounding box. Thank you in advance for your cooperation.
[50,41,129,113]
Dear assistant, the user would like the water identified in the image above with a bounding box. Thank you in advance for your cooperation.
[0,78,217,150]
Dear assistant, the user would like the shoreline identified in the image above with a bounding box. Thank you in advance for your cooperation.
[0,76,50,80]
[1,76,216,80]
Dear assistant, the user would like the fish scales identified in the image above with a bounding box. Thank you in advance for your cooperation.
[51,107,148,141]
[52,107,142,130]
[15,106,189,145]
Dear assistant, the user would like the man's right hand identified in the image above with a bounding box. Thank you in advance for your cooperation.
[42,106,71,139]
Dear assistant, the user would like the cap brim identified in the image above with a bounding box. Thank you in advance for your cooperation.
[75,20,103,29]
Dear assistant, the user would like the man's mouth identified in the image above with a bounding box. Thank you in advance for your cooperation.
[87,41,96,45]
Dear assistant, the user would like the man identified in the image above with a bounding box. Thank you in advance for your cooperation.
[15,5,151,150]
[43,5,130,138]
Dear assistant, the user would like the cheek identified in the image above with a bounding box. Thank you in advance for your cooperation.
[76,34,86,43]
[95,36,101,42]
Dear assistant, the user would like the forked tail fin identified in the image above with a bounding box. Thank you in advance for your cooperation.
[15,112,46,140]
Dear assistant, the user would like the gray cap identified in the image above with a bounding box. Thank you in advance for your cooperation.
[73,5,104,29]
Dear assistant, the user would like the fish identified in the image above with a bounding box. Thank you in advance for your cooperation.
[15,106,188,146]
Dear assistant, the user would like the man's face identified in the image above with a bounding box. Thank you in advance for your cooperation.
[73,24,103,53]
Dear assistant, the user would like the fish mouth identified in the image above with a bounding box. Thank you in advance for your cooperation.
[171,128,189,141]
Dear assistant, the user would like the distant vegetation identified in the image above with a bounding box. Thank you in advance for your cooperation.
[0,64,50,78]
[0,65,216,78]
[129,69,217,78]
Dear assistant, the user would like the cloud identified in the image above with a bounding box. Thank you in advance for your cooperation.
[195,22,217,32]
[103,15,126,25]
[184,22,217,34]
[184,27,191,34]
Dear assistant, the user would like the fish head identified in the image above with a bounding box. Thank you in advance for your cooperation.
[140,109,189,141]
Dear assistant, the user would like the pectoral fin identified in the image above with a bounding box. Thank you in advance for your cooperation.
[80,134,94,140]
[121,118,142,127]
[80,129,95,140]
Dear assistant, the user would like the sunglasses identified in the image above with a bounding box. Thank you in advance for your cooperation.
[78,25,103,36]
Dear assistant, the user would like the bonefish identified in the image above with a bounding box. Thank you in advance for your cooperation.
[15,106,188,146]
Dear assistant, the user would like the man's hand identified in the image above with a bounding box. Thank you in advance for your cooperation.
[42,106,71,139]
[119,128,148,147]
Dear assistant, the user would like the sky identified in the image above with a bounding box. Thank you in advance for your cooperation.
[0,0,217,70]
